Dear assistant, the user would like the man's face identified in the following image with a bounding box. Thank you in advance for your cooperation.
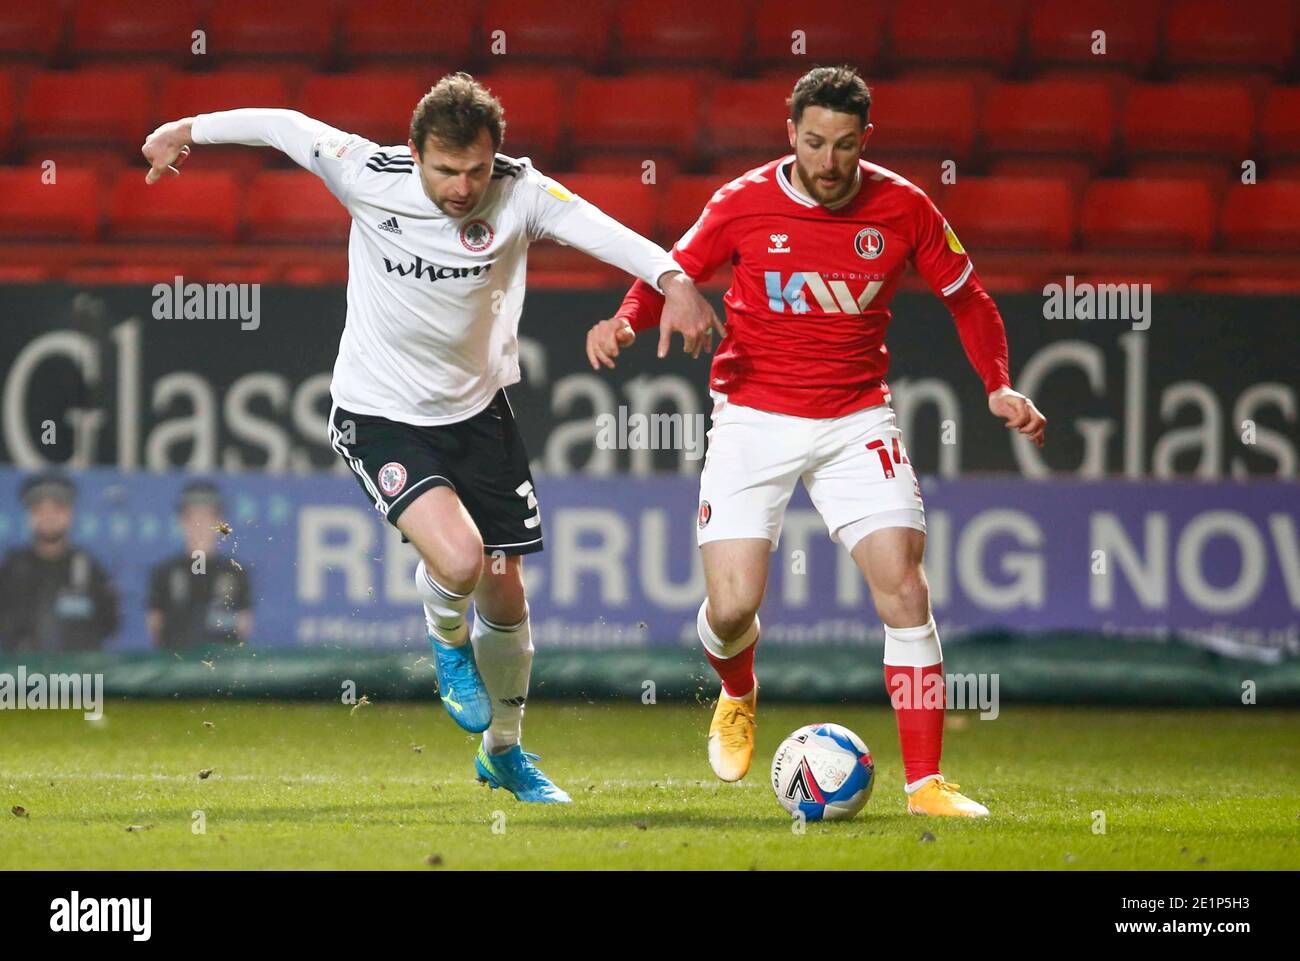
[408,128,496,218]
[180,505,220,550]
[28,496,72,545]
[786,106,872,206]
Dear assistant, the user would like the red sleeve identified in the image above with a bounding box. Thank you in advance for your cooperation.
[614,182,738,332]
[946,271,1011,395]
[911,192,1010,394]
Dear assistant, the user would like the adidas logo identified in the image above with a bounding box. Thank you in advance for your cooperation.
[378,217,402,234]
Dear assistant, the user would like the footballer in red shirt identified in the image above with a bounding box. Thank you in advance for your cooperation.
[587,66,1046,817]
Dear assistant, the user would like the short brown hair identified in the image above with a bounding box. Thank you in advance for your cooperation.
[410,72,506,154]
[787,66,872,126]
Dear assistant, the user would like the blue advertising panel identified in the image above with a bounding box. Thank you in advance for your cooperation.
[1,468,1295,658]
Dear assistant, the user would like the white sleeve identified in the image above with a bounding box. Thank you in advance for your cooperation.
[190,108,378,203]
[519,167,680,293]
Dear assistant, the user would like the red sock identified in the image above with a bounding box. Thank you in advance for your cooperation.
[885,663,944,784]
[706,643,757,699]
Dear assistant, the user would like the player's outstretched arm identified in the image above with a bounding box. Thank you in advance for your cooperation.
[143,109,357,192]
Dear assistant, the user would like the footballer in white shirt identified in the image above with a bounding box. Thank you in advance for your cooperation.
[142,73,721,803]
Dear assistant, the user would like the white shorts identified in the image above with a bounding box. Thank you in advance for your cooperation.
[696,394,925,553]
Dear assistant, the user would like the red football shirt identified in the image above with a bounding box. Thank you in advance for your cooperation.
[615,157,1011,419]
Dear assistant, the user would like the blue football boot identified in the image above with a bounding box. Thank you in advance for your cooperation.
[474,744,572,803]
[430,635,493,733]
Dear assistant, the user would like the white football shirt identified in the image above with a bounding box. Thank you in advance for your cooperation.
[191,108,679,425]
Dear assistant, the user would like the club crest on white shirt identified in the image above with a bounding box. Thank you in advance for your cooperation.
[460,219,495,252]
[378,462,408,496]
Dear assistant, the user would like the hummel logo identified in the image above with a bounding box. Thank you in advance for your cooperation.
[378,217,402,234]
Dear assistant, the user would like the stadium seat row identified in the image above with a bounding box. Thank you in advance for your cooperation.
[4,68,1300,176]
[2,0,1297,75]
[3,168,1299,255]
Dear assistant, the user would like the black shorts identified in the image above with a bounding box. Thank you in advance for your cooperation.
[329,390,543,555]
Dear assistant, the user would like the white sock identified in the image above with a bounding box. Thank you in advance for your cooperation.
[906,774,943,794]
[882,616,942,668]
[472,606,533,754]
[696,599,760,660]
[416,559,471,647]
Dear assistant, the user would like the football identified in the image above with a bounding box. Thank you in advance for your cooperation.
[770,723,875,821]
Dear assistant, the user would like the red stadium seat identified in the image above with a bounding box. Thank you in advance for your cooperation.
[0,4,62,63]
[865,80,978,162]
[206,0,336,65]
[160,70,295,117]
[1164,0,1296,74]
[1127,158,1234,197]
[106,170,240,242]
[617,0,750,70]
[1260,87,1300,163]
[866,155,942,198]
[753,0,890,69]
[556,174,658,239]
[245,171,350,243]
[706,80,799,156]
[573,154,681,183]
[981,80,1115,165]
[1080,179,1215,252]
[483,0,615,67]
[1220,182,1300,252]
[0,167,99,240]
[1027,0,1160,72]
[1122,82,1255,161]
[343,0,475,65]
[70,0,203,63]
[663,175,723,243]
[22,70,153,150]
[937,177,1075,251]
[159,69,297,180]
[890,0,1027,73]
[479,72,564,162]
[986,156,1092,199]
[572,77,700,159]
[21,147,130,180]
[297,72,438,145]
[0,70,14,156]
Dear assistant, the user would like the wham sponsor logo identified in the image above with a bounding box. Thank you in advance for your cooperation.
[764,271,885,314]
[382,257,493,282]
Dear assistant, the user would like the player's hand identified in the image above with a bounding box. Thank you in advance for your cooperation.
[587,317,636,370]
[988,386,1047,447]
[657,272,724,360]
[142,119,195,184]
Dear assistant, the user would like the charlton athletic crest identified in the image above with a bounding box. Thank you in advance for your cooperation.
[378,462,407,497]
[854,227,885,259]
[698,501,712,529]
[460,219,494,252]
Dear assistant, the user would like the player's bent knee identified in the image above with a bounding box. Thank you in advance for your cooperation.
[423,549,484,596]
[874,565,931,626]
[706,597,761,642]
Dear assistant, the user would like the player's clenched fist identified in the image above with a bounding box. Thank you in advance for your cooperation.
[586,317,637,370]
[988,386,1047,447]
[141,118,195,184]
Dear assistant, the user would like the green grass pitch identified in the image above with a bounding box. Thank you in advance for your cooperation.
[2,701,1297,870]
